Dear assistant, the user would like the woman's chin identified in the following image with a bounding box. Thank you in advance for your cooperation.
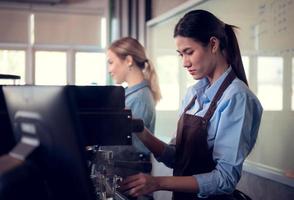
[191,74,202,80]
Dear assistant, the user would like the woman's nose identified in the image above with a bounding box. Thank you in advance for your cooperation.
[183,56,191,68]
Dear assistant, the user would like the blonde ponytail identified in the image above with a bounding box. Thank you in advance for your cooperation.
[143,60,161,104]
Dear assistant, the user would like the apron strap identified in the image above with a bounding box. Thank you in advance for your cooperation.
[182,69,236,122]
[183,94,198,113]
[203,70,236,121]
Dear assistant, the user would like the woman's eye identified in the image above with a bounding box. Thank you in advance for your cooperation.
[186,51,193,55]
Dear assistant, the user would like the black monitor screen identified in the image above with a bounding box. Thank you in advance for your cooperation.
[3,85,96,200]
[0,86,15,156]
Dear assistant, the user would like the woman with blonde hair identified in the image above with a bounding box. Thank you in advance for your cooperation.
[105,37,160,195]
[107,37,161,155]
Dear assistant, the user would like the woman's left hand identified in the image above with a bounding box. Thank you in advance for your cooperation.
[119,173,159,197]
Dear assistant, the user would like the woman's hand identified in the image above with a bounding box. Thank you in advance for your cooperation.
[119,174,199,197]
[119,173,160,197]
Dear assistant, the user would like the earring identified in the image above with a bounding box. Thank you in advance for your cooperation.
[128,64,132,70]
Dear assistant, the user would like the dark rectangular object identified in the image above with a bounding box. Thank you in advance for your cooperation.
[67,85,125,111]
[67,85,132,146]
[0,86,15,156]
[3,85,96,200]
[80,110,132,146]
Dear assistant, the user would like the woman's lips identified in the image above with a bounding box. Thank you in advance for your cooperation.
[188,69,197,75]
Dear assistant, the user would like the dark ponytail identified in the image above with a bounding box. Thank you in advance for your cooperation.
[174,10,248,86]
[224,24,248,85]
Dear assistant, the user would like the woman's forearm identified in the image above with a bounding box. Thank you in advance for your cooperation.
[120,174,199,197]
[135,127,166,157]
[155,176,199,193]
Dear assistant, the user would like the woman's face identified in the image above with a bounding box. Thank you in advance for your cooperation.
[175,36,216,80]
[107,50,129,84]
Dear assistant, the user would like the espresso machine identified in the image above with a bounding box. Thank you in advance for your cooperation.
[0,85,144,200]
[69,85,144,200]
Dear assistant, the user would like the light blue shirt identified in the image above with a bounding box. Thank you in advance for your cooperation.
[157,67,263,197]
[125,80,156,155]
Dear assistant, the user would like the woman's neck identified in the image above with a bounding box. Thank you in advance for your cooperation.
[126,66,145,87]
[207,57,229,85]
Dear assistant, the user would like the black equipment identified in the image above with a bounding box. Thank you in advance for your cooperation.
[0,85,143,200]
[0,86,15,156]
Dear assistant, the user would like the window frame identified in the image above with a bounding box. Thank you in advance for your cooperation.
[0,2,110,85]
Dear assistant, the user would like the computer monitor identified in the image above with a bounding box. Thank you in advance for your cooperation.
[3,85,96,200]
[0,86,15,156]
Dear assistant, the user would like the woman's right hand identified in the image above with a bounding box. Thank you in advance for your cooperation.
[119,173,160,197]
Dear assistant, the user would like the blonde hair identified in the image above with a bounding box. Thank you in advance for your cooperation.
[108,37,161,103]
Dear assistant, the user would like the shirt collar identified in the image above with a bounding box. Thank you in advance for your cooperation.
[190,77,209,97]
[204,66,232,102]
[190,66,232,103]
[125,80,149,97]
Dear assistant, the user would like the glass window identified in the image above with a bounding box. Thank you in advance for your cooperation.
[257,56,283,110]
[0,50,25,85]
[100,17,107,48]
[75,52,106,85]
[35,51,66,85]
[155,55,179,111]
[242,56,250,79]
[292,58,294,110]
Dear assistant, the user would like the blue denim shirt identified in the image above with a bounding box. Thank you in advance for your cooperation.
[157,67,263,197]
[125,80,156,155]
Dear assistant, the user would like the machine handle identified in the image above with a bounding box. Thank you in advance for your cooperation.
[131,119,144,132]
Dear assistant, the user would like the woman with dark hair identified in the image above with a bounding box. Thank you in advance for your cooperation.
[119,10,263,200]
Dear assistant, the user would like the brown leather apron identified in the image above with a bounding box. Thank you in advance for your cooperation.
[173,70,236,200]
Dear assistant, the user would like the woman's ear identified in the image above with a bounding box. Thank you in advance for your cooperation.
[125,55,134,67]
[209,37,220,54]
